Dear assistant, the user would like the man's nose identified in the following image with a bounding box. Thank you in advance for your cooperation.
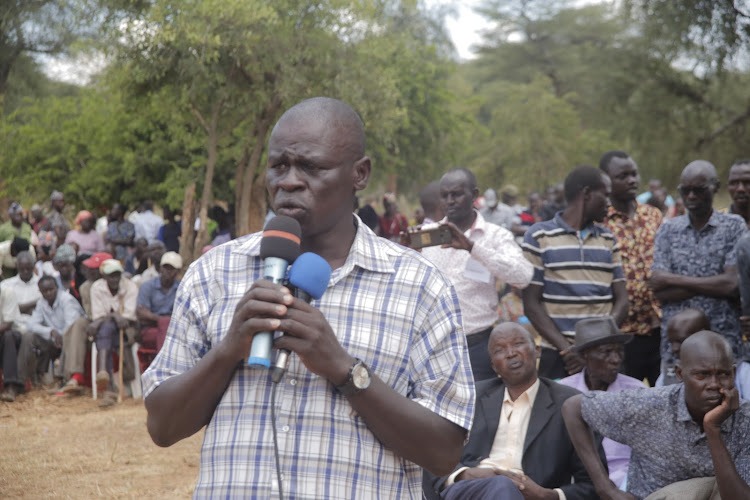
[276,166,305,190]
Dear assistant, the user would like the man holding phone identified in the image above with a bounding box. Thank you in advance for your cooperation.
[408,168,533,380]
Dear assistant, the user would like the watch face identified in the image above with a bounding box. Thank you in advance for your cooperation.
[352,363,371,390]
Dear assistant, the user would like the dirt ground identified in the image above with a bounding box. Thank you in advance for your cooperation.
[0,388,203,499]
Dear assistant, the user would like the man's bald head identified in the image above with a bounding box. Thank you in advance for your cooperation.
[680,330,733,368]
[490,322,535,347]
[273,97,366,161]
[681,160,718,185]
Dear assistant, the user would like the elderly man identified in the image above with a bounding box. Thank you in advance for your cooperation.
[0,251,41,335]
[52,244,79,301]
[559,317,646,489]
[23,275,88,395]
[90,259,138,406]
[414,168,533,380]
[45,190,70,233]
[136,251,181,353]
[0,237,34,280]
[649,160,746,367]
[0,202,34,243]
[142,97,475,498]
[599,150,663,386]
[434,322,601,500]
[523,165,628,379]
[563,331,750,499]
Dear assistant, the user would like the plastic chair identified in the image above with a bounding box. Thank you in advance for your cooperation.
[91,343,142,400]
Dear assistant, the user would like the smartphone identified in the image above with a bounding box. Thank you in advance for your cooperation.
[408,225,453,249]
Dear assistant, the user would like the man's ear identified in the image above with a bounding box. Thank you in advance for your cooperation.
[352,156,371,191]
[675,363,683,382]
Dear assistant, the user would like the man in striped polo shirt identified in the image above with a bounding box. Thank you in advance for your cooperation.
[522,165,628,379]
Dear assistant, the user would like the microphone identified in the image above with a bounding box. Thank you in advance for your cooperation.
[248,216,302,368]
[271,252,332,383]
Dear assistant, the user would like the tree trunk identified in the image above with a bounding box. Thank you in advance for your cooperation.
[178,182,196,268]
[235,98,282,236]
[193,130,218,262]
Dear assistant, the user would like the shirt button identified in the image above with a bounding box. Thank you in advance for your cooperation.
[289,379,297,386]
[282,425,290,432]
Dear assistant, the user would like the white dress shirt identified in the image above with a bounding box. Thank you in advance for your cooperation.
[1,274,41,332]
[422,211,533,335]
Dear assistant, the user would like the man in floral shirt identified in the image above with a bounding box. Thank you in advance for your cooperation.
[600,151,663,385]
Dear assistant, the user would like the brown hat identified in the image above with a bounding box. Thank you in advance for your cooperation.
[571,317,633,352]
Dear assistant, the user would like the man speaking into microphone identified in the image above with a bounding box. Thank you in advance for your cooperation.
[141,97,475,499]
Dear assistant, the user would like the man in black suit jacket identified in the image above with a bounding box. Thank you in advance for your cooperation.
[433,323,604,500]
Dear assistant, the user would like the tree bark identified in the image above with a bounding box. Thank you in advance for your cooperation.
[178,182,196,268]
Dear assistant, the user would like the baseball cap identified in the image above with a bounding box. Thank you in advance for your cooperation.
[83,252,113,269]
[160,251,183,269]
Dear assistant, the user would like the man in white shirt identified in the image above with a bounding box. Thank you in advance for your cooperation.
[410,168,533,380]
[133,201,163,244]
[434,323,602,500]
[0,251,41,334]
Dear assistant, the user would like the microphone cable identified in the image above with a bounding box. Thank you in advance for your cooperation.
[270,378,285,500]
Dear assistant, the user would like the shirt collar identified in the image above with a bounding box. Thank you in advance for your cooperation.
[503,377,541,405]
[232,214,394,277]
[675,210,721,231]
[439,209,485,237]
[552,212,603,236]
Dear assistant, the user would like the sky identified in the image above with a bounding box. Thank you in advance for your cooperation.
[42,1,490,84]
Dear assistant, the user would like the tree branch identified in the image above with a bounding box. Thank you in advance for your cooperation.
[696,105,750,149]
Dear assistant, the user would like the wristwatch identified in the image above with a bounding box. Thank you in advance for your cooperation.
[335,359,371,396]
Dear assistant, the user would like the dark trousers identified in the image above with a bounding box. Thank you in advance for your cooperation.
[538,347,567,380]
[467,327,496,381]
[441,475,524,500]
[623,330,661,386]
[0,330,23,387]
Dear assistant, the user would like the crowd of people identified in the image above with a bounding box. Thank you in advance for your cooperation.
[2,96,749,499]
[0,196,190,406]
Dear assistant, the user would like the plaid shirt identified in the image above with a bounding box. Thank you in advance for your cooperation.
[142,218,475,499]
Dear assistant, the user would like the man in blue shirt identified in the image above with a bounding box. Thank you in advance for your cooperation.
[136,251,181,354]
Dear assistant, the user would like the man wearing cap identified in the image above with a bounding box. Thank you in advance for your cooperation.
[479,188,515,230]
[136,251,182,354]
[559,317,646,489]
[90,258,137,405]
[0,202,34,243]
[0,251,41,335]
[45,191,70,233]
[563,330,750,499]
[433,322,601,500]
[64,210,104,256]
[24,275,88,395]
[80,252,111,318]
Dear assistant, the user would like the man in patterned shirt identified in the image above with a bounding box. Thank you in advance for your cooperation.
[599,151,663,385]
[649,160,746,366]
[563,330,750,499]
[142,97,475,499]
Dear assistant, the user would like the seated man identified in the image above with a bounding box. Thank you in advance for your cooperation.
[52,244,79,302]
[23,275,88,395]
[656,308,750,400]
[0,251,41,334]
[434,322,602,500]
[563,330,750,499]
[89,259,137,406]
[0,285,22,402]
[559,317,646,489]
[136,251,182,353]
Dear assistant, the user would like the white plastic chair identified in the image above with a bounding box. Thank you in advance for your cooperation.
[91,343,142,400]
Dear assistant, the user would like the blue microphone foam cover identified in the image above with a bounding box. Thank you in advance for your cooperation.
[288,252,332,299]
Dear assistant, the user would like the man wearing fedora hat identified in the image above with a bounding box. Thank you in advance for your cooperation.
[559,317,646,490]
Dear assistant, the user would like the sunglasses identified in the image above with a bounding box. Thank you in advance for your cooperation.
[677,184,713,197]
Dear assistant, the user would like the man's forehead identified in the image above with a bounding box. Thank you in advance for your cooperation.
[729,164,750,179]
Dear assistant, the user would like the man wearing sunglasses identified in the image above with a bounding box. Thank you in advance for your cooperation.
[649,160,746,375]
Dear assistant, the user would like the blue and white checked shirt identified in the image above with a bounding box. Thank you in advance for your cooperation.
[142,218,475,499]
